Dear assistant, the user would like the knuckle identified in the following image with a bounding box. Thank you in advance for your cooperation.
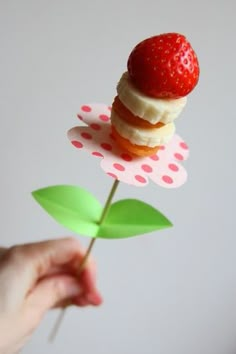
[63,236,78,246]
[6,245,25,264]
[66,236,77,243]
[5,245,33,271]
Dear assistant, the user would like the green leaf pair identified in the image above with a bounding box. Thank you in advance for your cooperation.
[32,185,172,239]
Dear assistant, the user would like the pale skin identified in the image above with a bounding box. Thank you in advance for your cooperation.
[0,238,103,354]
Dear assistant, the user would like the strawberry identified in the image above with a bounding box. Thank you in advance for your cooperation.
[127,33,199,98]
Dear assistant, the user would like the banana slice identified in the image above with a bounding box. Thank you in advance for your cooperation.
[111,109,175,148]
[117,72,187,124]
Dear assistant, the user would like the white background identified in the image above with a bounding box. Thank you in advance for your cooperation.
[0,0,235,353]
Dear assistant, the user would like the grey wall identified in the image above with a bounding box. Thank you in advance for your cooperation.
[0,0,235,353]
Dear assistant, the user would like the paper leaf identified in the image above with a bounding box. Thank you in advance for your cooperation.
[97,199,172,239]
[32,185,102,237]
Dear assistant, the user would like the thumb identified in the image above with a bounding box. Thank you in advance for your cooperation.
[26,275,82,315]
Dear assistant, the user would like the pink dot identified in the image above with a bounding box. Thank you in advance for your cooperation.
[81,105,91,112]
[77,114,83,120]
[81,132,92,139]
[90,123,101,131]
[135,175,147,184]
[168,163,179,172]
[108,106,112,111]
[101,143,112,151]
[92,151,103,157]
[141,164,153,173]
[121,153,132,161]
[159,145,165,150]
[162,175,173,184]
[99,114,109,122]
[113,163,125,171]
[174,153,184,160]
[107,172,117,179]
[71,140,83,149]
[180,142,188,150]
[149,154,159,161]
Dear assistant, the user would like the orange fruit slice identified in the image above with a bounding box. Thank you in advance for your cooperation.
[112,125,159,157]
[112,96,164,129]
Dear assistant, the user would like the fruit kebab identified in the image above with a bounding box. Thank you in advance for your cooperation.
[111,33,199,157]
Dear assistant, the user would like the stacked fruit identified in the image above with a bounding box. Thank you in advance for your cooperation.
[111,33,199,156]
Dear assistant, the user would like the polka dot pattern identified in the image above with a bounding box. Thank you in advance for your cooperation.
[135,175,147,184]
[113,163,125,171]
[81,132,92,139]
[141,164,153,173]
[180,141,188,150]
[162,175,173,184]
[150,154,159,161]
[169,163,179,172]
[71,140,83,149]
[121,153,133,162]
[174,153,184,161]
[68,103,189,188]
[81,105,92,112]
[99,114,109,122]
[91,123,101,131]
[107,172,117,179]
[92,151,103,158]
[101,143,112,151]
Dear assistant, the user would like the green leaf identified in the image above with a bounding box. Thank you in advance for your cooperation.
[32,187,172,240]
[32,185,102,237]
[97,199,173,239]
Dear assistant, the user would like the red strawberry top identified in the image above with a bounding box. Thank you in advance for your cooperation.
[127,33,199,99]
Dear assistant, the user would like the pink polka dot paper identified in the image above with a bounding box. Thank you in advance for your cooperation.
[67,104,189,188]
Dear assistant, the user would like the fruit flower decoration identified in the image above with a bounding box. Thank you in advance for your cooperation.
[111,32,199,156]
[32,33,199,341]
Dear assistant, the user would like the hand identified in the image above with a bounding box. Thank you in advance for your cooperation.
[0,238,102,354]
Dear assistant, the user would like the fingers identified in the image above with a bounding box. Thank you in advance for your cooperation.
[45,257,103,307]
[3,238,87,295]
[73,291,103,307]
[75,264,103,306]
[2,238,103,312]
[25,275,82,316]
[26,272,102,317]
[0,238,103,347]
[13,237,85,275]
